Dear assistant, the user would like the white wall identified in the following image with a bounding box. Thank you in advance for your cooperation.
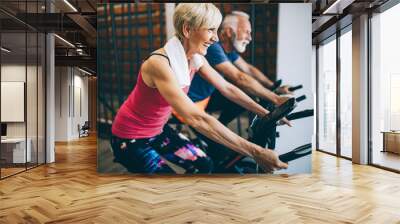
[1,64,46,163]
[72,72,89,138]
[165,3,175,40]
[275,3,312,174]
[55,67,89,141]
[1,65,28,138]
[1,82,25,122]
[1,65,42,135]
[55,67,69,141]
[312,45,317,150]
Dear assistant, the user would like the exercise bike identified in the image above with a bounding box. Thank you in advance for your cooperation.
[221,95,313,173]
[214,79,304,132]
[207,82,312,173]
[167,81,313,173]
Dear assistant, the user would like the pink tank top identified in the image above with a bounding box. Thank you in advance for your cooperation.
[111,68,196,139]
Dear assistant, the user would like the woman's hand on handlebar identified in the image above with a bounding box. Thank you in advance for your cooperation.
[276,85,293,95]
[252,148,288,173]
[278,117,292,127]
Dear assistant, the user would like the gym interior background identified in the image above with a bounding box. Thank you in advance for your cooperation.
[0,0,400,222]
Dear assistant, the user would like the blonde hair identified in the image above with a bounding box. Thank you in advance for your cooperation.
[221,11,250,31]
[173,3,222,40]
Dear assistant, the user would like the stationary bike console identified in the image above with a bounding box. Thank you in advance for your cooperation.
[248,97,297,147]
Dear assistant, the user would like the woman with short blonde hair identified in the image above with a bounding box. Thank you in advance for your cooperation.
[173,3,222,40]
[110,3,287,174]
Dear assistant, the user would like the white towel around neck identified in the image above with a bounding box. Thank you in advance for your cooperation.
[164,36,203,87]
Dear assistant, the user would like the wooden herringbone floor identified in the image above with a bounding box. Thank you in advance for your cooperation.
[1,135,400,224]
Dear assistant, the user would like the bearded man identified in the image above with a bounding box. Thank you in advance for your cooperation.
[187,11,292,125]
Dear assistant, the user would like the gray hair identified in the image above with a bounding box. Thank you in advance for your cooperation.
[221,11,250,31]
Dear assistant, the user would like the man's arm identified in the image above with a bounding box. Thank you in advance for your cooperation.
[235,57,293,95]
[234,56,275,88]
[141,56,287,171]
[198,57,268,117]
[215,60,288,105]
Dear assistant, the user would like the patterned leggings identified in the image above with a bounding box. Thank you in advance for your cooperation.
[110,125,213,174]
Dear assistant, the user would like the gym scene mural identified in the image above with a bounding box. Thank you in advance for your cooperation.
[97,3,313,174]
